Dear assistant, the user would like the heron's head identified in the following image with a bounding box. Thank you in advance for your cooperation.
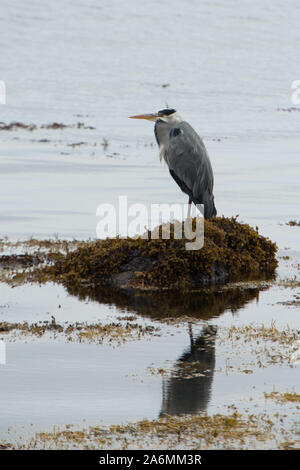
[129,108,181,125]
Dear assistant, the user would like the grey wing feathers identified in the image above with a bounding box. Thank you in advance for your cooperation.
[167,122,216,219]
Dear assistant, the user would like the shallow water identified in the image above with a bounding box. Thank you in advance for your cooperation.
[0,270,299,443]
[0,0,300,239]
[0,0,300,448]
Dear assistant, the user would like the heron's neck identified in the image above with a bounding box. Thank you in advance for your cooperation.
[154,114,182,164]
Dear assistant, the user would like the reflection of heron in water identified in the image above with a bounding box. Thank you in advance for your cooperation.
[160,324,216,416]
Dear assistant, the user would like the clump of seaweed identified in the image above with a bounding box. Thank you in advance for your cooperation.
[44,216,277,291]
[217,323,300,369]
[264,391,300,403]
[0,319,160,345]
[0,237,84,252]
[286,220,300,227]
[0,122,37,131]
[277,107,300,112]
[6,408,299,450]
[0,122,95,131]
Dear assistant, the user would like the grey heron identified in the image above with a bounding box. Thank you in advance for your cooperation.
[129,108,217,219]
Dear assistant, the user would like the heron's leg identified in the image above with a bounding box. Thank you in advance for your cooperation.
[187,197,192,218]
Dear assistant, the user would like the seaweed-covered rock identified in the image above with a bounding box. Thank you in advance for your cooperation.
[48,217,278,291]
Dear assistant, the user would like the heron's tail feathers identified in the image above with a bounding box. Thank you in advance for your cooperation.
[194,193,217,220]
[204,193,217,219]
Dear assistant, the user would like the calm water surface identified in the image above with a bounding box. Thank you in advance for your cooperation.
[0,0,299,445]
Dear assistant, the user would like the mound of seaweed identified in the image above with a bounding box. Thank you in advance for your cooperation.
[47,217,278,291]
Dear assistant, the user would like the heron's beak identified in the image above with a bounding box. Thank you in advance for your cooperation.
[129,113,158,122]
